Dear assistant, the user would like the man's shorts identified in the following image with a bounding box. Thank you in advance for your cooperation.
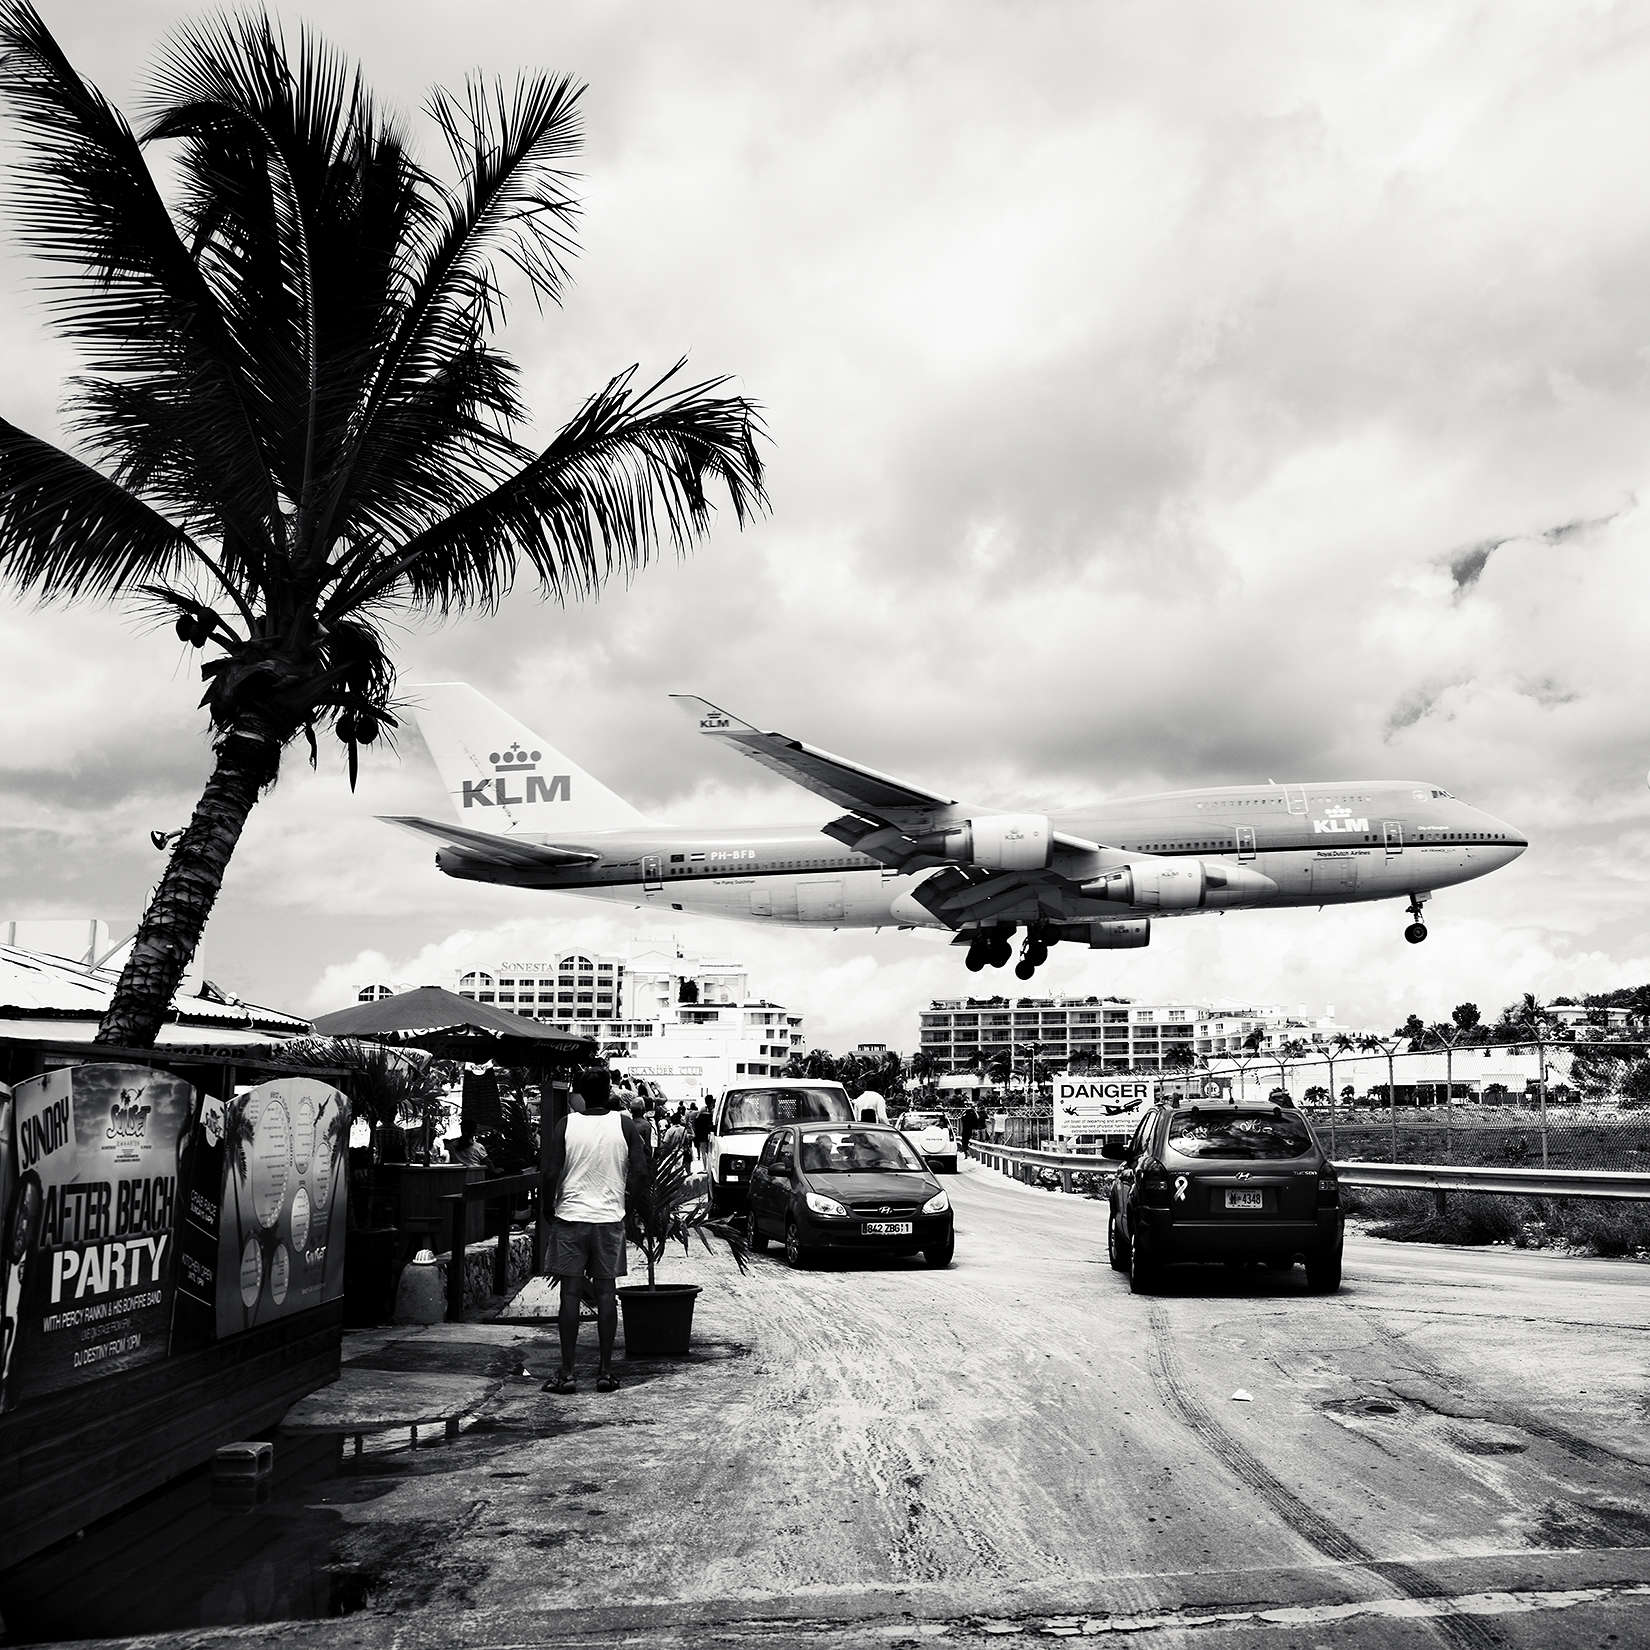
[550,1218,628,1280]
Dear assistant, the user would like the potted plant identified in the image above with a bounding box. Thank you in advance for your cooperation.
[619,1139,746,1356]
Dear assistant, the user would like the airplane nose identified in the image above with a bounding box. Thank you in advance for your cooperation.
[1479,810,1527,857]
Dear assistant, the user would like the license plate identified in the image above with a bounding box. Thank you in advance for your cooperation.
[863,1221,912,1235]
[1225,1189,1263,1210]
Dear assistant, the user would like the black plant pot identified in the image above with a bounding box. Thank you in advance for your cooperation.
[616,1283,701,1357]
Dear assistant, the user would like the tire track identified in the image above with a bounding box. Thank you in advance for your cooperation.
[1351,1305,1648,1472]
[1145,1301,1505,1650]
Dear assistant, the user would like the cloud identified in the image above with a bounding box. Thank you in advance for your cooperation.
[5,1,1650,1046]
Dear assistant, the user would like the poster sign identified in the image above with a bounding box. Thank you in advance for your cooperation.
[203,1078,349,1338]
[1053,1075,1158,1140]
[1,1063,193,1408]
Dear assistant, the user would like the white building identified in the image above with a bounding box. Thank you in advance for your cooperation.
[376,947,808,1104]
[918,996,1371,1073]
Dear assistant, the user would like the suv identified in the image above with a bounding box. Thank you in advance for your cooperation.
[898,1112,959,1174]
[1104,1102,1342,1293]
[705,1079,854,1214]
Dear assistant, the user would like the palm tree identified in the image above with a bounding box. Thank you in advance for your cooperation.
[983,1048,1014,1092]
[0,6,767,1048]
[908,1049,940,1097]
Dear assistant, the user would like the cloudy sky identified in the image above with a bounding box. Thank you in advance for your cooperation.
[3,0,1649,1050]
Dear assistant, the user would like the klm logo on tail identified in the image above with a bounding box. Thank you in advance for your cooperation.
[463,740,571,808]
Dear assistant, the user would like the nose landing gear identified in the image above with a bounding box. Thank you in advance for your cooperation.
[1404,892,1429,944]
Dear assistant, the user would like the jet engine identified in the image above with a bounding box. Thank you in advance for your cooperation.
[1084,859,1208,910]
[1051,919,1150,949]
[1081,858,1277,910]
[910,813,1052,871]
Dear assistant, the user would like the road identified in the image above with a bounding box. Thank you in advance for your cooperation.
[51,1158,1650,1649]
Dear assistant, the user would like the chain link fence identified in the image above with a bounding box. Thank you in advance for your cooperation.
[1216,1040,1650,1171]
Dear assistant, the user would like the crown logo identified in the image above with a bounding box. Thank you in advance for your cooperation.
[1324,806,1352,818]
[488,742,540,773]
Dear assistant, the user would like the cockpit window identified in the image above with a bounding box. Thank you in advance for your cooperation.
[1430,788,1454,799]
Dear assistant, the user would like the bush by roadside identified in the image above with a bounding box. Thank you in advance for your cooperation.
[1344,1186,1650,1258]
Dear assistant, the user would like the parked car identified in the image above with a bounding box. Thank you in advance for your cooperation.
[746,1122,954,1268]
[705,1079,854,1214]
[898,1110,959,1173]
[1104,1102,1342,1293]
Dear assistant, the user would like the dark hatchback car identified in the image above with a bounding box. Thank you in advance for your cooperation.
[746,1122,955,1269]
[1105,1103,1342,1293]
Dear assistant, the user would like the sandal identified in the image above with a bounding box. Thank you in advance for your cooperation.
[595,1371,620,1392]
[542,1373,577,1394]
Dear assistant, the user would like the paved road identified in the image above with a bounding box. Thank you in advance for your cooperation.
[63,1158,1650,1648]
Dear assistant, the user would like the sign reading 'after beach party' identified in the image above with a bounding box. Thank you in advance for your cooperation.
[1,1063,193,1407]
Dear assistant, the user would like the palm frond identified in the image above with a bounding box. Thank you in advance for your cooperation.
[0,0,286,548]
[323,71,583,547]
[0,415,203,600]
[328,362,768,617]
[142,12,396,526]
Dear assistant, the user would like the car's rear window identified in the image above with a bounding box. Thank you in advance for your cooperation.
[721,1086,851,1132]
[1166,1109,1313,1160]
[903,1113,942,1128]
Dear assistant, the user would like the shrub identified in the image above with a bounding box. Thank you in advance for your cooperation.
[1345,1186,1650,1255]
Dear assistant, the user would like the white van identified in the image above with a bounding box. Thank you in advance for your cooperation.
[706,1078,854,1213]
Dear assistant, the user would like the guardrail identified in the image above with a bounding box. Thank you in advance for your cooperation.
[1335,1160,1650,1202]
[442,1171,544,1322]
[966,1143,1650,1203]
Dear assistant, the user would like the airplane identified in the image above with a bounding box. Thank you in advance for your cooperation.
[382,683,1528,981]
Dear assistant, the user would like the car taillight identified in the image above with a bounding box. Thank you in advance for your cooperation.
[1317,1167,1339,1208]
[1139,1167,1171,1206]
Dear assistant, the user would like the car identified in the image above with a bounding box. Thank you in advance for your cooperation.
[745,1121,955,1268]
[704,1079,854,1214]
[1103,1101,1342,1293]
[898,1110,959,1173]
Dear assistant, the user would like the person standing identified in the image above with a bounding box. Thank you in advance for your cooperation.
[542,1069,650,1394]
[959,1103,980,1156]
[692,1098,713,1170]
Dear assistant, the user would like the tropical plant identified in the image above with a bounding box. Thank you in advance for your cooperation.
[907,1049,940,1094]
[0,4,767,1049]
[626,1138,747,1290]
[478,1090,539,1174]
[1394,1014,1428,1050]
[278,1035,443,1153]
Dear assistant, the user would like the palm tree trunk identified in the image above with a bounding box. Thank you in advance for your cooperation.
[96,720,283,1048]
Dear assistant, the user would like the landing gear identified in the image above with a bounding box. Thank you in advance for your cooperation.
[966,927,1016,971]
[1403,892,1429,945]
[1013,928,1053,981]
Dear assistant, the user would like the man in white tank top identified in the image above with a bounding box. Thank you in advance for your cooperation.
[541,1069,649,1393]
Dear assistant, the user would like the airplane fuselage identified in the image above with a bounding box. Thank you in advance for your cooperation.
[433,778,1527,932]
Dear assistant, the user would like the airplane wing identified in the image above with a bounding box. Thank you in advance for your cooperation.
[669,695,954,817]
[671,694,1111,878]
[378,816,600,869]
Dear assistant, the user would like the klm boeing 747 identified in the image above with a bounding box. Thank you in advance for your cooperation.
[381,684,1527,980]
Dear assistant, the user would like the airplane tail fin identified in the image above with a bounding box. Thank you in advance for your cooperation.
[406,682,647,836]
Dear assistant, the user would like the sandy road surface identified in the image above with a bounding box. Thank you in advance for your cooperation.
[71,1159,1650,1648]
